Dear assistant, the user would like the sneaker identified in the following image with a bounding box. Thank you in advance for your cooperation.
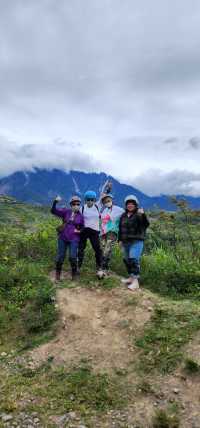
[127,278,139,291]
[96,269,104,279]
[121,277,133,285]
[101,270,108,278]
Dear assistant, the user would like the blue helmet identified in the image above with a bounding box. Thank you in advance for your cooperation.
[84,190,97,200]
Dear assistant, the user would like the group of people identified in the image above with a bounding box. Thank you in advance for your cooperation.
[51,182,150,291]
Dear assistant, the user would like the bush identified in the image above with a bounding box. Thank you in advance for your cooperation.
[141,248,200,297]
[152,409,179,428]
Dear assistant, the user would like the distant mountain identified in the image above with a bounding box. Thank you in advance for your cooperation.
[0,168,199,210]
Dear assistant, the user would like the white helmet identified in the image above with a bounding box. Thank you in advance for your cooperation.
[124,194,139,206]
[69,195,81,205]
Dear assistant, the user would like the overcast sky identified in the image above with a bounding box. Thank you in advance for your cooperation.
[1,0,200,196]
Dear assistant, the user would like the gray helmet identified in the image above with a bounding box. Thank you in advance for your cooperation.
[124,194,139,206]
[69,195,81,205]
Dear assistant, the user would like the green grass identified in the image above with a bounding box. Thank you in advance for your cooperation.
[60,269,121,290]
[135,302,200,374]
[184,358,200,374]
[0,361,127,425]
[152,409,180,428]
[0,199,200,426]
[0,260,57,352]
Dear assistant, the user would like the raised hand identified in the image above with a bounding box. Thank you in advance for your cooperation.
[55,195,62,202]
[138,208,144,214]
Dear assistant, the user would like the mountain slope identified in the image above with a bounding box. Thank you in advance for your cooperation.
[0,168,199,209]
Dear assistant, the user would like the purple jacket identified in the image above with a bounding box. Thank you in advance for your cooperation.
[51,201,84,242]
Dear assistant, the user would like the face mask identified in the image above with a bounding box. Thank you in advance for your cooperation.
[105,201,112,208]
[71,205,80,213]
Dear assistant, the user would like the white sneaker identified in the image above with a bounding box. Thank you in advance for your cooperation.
[127,278,139,291]
[96,269,104,279]
[121,277,133,285]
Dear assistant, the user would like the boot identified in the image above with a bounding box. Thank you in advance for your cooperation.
[55,261,62,281]
[70,258,79,281]
[128,258,140,277]
[123,258,130,273]
[121,259,132,284]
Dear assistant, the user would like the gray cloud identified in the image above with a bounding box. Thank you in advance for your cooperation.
[132,169,200,197]
[1,0,200,130]
[188,137,200,150]
[0,1,200,195]
[163,138,178,145]
[0,136,99,178]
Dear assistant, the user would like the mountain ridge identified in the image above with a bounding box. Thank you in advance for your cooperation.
[0,168,199,210]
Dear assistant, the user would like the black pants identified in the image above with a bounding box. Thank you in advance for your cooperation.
[78,228,102,269]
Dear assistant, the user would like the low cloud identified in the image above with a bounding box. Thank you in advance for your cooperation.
[132,169,200,197]
[1,135,200,197]
[0,136,99,178]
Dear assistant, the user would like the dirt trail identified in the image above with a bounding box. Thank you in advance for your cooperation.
[27,279,200,427]
[29,283,155,371]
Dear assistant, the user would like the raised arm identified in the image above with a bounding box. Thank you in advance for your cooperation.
[51,196,67,219]
[137,208,150,229]
[96,179,113,207]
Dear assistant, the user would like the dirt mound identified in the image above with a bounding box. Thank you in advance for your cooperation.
[29,285,155,372]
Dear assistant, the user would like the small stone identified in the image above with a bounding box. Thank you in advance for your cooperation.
[1,352,7,357]
[34,418,40,423]
[173,388,180,394]
[2,415,13,422]
[147,306,153,312]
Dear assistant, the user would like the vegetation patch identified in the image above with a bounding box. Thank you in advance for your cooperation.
[135,303,200,373]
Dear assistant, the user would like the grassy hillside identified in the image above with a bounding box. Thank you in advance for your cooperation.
[0,197,200,427]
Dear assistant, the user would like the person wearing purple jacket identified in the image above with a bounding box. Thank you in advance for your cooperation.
[51,195,84,281]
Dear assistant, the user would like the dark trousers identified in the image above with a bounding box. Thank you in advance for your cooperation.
[78,228,102,269]
[56,238,79,275]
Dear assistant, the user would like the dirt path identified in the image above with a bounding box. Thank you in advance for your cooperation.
[28,277,200,427]
[29,284,155,372]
